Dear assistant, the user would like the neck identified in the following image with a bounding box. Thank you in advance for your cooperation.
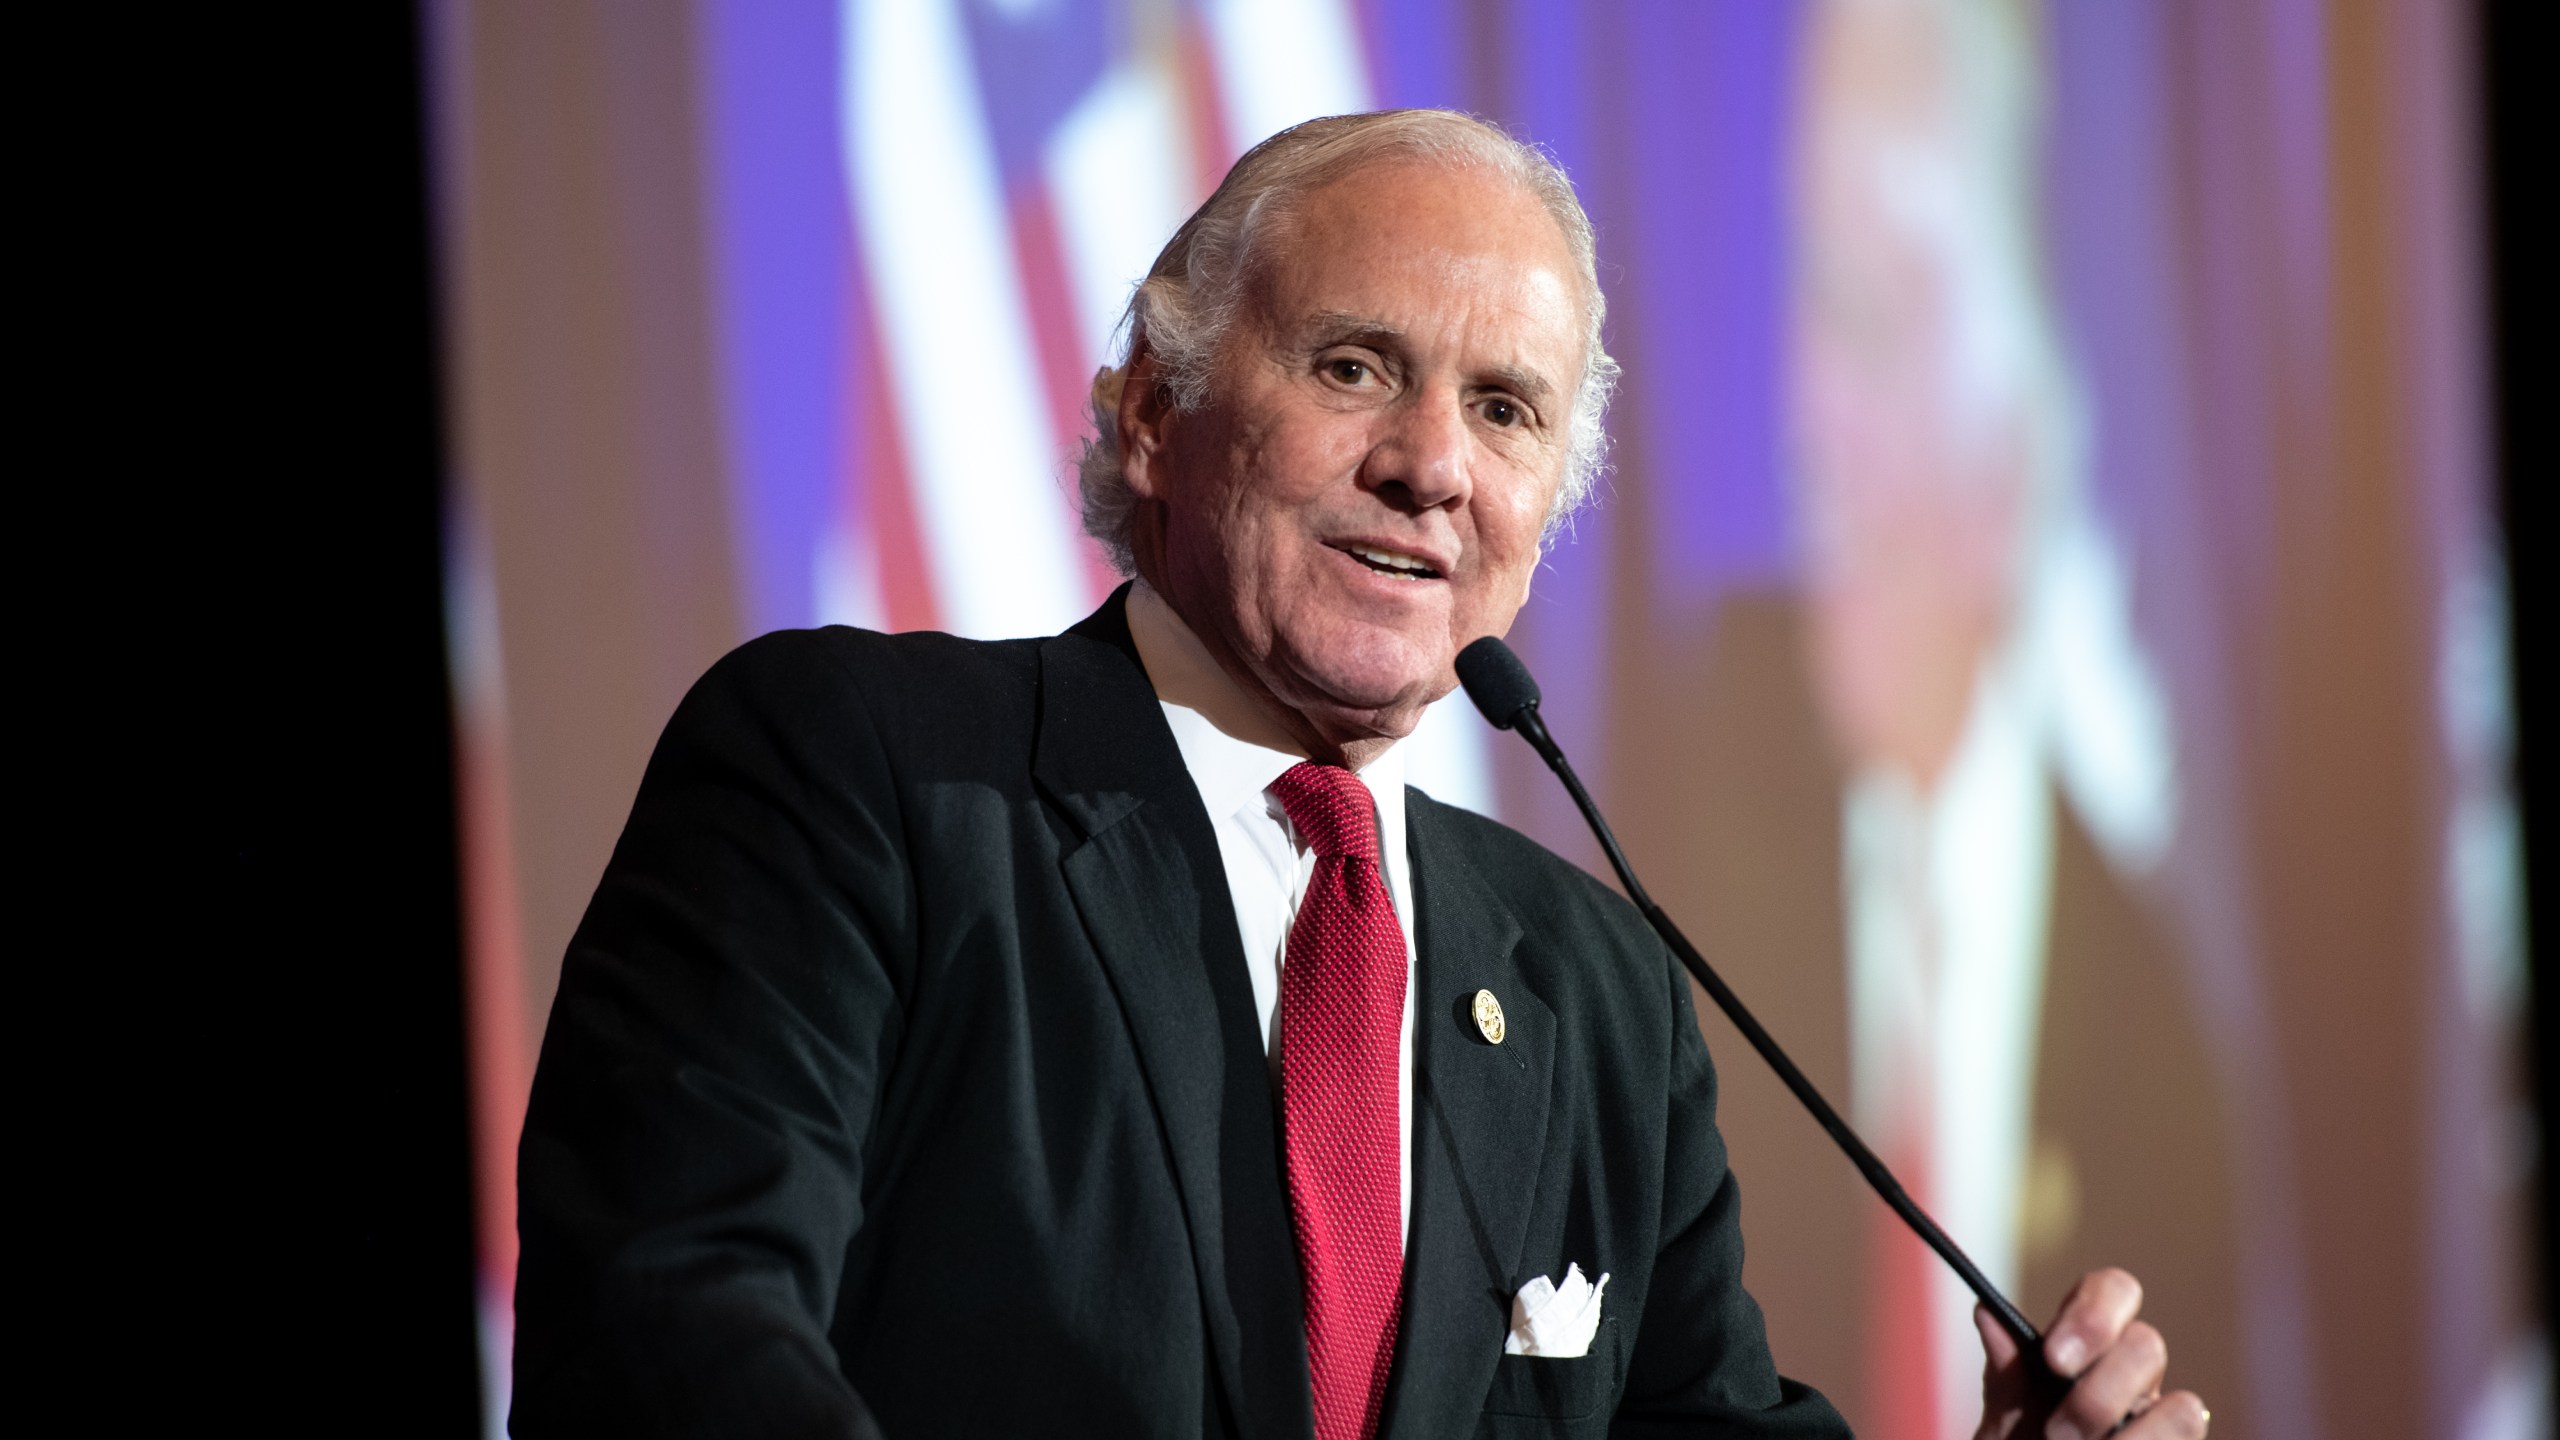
[1125,579,1396,771]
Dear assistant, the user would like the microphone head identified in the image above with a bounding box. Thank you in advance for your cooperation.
[1456,637,1542,731]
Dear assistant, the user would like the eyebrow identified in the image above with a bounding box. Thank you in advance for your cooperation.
[1305,311,1407,355]
[1303,310,1561,405]
[1486,363,1558,404]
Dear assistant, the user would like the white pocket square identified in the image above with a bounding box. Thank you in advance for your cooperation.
[1504,1263,1610,1358]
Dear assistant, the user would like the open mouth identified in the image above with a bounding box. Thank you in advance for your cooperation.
[1337,543,1444,581]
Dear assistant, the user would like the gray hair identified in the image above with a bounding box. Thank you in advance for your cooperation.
[1075,108,1620,576]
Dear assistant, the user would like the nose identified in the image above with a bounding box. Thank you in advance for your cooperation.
[1361,383,1472,515]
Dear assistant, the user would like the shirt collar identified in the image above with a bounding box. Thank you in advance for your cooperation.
[1127,579,1408,837]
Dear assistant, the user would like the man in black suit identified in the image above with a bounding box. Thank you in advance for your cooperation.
[514,110,2206,1439]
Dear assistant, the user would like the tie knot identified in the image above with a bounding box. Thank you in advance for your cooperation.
[1270,761,1381,863]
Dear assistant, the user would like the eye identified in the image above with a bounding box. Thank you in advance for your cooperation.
[1482,397,1523,428]
[1325,357,1372,385]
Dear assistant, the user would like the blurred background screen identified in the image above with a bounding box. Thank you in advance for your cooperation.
[424,2,2541,1437]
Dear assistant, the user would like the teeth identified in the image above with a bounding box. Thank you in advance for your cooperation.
[1349,545,1436,576]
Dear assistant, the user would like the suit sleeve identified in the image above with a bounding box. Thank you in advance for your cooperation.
[512,631,910,1439]
[1611,950,1853,1439]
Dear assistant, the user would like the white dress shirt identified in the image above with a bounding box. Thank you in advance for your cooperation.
[1126,580,1418,1244]
[1843,645,2050,1440]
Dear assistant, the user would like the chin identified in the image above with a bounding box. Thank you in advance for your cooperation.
[1307,692,1435,745]
[1261,655,1434,746]
[1284,617,1445,701]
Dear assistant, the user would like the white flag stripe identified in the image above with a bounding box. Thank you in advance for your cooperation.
[1047,64,1195,365]
[843,0,1088,640]
[1204,0,1373,154]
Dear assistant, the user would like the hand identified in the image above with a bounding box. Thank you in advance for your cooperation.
[1973,1268,2209,1439]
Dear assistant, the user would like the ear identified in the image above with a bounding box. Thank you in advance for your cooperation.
[1116,341,1179,502]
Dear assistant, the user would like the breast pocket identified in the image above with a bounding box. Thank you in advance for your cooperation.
[1477,1317,1624,1430]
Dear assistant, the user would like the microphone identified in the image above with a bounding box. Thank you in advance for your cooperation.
[1456,636,2068,1398]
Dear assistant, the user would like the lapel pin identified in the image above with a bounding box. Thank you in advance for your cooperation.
[1472,988,1507,1045]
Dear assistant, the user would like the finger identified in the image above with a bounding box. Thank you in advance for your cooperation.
[2046,1320,2165,1440]
[2045,1267,2144,1377]
[1975,1304,2029,1422]
[1977,1303,2022,1374]
[2115,1391,2209,1439]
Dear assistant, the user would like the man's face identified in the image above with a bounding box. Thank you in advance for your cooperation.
[1124,160,1585,752]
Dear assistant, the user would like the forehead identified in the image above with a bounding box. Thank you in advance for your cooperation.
[1246,161,1586,361]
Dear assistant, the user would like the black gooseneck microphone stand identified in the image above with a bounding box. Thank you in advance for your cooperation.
[1455,636,2071,1408]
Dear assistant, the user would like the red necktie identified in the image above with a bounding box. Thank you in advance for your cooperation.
[1270,761,1407,1440]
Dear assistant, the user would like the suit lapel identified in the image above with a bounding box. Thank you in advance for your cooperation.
[1381,795,1556,1440]
[1035,595,1313,1440]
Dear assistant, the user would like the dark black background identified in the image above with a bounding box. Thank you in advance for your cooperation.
[2482,0,2555,1368]
[195,4,480,1431]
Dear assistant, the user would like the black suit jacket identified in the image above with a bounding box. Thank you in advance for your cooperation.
[514,592,1846,1439]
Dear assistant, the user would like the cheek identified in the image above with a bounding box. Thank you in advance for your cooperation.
[1258,409,1374,500]
[1469,474,1555,608]
[1161,415,1275,563]
[1496,454,1560,545]
[1231,416,1374,565]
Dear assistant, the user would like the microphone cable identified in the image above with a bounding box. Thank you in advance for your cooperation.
[1456,635,2072,1409]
